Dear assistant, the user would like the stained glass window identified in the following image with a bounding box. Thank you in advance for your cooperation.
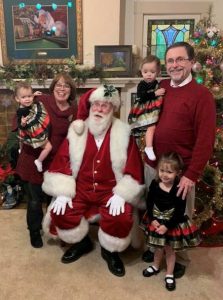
[147,19,195,71]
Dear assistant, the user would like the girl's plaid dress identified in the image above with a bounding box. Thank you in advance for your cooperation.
[17,101,50,149]
[140,179,201,250]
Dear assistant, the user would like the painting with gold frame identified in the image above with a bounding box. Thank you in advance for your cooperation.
[95,45,132,77]
[0,0,83,65]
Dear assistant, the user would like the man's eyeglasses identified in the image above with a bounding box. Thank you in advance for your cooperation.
[55,83,71,89]
[166,57,190,65]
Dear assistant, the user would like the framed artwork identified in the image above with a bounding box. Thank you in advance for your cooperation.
[95,45,132,77]
[0,0,83,64]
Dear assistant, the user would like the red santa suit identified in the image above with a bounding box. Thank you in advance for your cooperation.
[42,117,144,252]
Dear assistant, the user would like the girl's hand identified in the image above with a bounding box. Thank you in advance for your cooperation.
[151,220,160,229]
[155,88,165,96]
[155,224,168,235]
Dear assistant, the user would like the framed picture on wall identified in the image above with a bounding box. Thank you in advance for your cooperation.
[0,0,83,64]
[95,45,132,77]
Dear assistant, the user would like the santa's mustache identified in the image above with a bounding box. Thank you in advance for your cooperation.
[92,112,104,118]
[88,109,113,136]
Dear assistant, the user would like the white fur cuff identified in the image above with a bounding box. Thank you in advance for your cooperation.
[56,217,89,244]
[113,175,145,206]
[71,119,85,135]
[42,171,76,198]
[98,228,131,252]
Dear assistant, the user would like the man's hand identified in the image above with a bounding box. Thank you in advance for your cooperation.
[177,176,195,200]
[21,116,28,127]
[155,88,165,97]
[155,224,167,235]
[51,195,73,215]
[106,194,125,216]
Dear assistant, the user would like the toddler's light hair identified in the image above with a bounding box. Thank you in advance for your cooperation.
[155,152,184,182]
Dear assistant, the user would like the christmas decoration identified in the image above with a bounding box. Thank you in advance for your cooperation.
[192,61,202,72]
[1,184,18,209]
[190,5,223,99]
[0,56,108,90]
[190,5,223,244]
[0,132,24,209]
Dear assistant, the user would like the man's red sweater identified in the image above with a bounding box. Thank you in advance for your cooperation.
[147,78,216,182]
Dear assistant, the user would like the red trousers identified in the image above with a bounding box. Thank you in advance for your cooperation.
[51,191,133,239]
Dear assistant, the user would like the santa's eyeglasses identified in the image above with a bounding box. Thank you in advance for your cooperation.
[91,101,112,111]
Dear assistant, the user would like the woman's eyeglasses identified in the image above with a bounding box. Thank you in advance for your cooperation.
[55,83,71,89]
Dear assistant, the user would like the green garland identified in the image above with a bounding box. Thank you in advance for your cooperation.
[0,56,109,89]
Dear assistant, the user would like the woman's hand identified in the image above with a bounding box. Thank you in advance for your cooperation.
[33,91,42,96]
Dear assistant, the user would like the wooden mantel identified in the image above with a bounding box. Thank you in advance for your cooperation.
[0,77,164,143]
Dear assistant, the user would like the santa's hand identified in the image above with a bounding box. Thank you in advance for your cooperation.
[106,194,125,216]
[51,195,73,215]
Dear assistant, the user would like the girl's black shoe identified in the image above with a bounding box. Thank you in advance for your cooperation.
[143,265,160,277]
[165,276,176,291]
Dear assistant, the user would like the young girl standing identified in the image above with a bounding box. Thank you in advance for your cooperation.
[141,152,201,291]
[15,82,52,172]
[128,55,165,160]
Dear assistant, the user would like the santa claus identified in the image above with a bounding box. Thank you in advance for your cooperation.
[42,85,144,277]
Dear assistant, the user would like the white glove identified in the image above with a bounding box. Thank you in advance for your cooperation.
[106,194,125,216]
[51,195,73,215]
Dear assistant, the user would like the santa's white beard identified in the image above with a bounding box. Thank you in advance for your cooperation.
[88,109,113,137]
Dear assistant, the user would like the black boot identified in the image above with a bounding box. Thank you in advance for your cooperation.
[61,235,93,264]
[101,247,125,277]
[173,262,186,278]
[142,249,154,263]
[30,230,43,248]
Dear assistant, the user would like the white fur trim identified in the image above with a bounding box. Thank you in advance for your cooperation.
[110,118,130,181]
[113,175,145,205]
[42,200,58,239]
[98,228,131,252]
[89,85,120,111]
[56,217,89,244]
[71,119,85,135]
[67,120,88,178]
[67,118,132,184]
[42,171,75,198]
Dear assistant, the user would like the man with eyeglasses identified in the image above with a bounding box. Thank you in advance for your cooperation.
[42,85,144,277]
[143,42,216,278]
